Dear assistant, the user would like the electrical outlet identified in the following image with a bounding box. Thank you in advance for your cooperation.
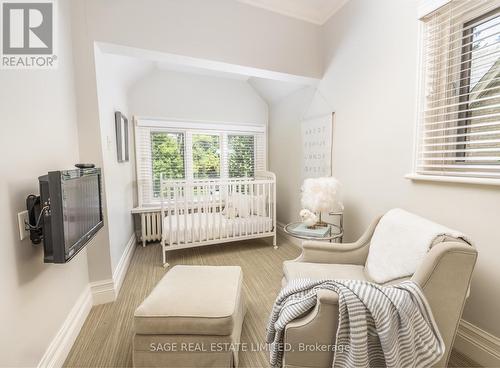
[18,210,29,241]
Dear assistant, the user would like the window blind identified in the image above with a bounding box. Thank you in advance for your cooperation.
[135,119,267,206]
[415,0,500,180]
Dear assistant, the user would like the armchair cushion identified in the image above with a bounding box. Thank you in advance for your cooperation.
[284,261,367,282]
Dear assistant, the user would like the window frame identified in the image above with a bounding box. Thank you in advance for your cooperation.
[135,118,266,205]
[456,8,500,161]
[408,2,500,186]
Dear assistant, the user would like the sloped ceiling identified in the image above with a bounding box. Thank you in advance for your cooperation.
[97,45,315,107]
[248,77,306,106]
[237,0,349,25]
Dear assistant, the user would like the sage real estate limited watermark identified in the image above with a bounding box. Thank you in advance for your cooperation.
[1,0,57,68]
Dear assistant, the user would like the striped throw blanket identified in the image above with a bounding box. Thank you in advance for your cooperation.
[266,279,444,368]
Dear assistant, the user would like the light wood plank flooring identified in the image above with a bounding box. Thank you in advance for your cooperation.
[64,237,479,367]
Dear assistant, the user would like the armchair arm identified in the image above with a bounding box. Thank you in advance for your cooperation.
[297,216,381,265]
[411,241,477,368]
[283,289,339,367]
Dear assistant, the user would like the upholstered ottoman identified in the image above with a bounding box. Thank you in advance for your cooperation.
[133,265,246,367]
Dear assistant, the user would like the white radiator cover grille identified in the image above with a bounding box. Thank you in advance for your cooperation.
[140,211,162,243]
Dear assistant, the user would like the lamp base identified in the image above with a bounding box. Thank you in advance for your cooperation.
[306,213,328,229]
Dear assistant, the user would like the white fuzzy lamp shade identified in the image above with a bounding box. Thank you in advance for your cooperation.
[301,177,342,213]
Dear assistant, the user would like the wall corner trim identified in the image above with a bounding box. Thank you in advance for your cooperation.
[90,233,136,305]
[37,286,92,368]
[90,278,116,305]
[113,234,137,295]
[455,319,500,367]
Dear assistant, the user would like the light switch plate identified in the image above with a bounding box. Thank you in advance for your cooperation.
[18,210,29,241]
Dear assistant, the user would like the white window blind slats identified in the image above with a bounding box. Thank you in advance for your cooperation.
[418,0,451,19]
[135,120,266,205]
[423,137,500,147]
[423,111,500,126]
[426,120,500,133]
[415,0,500,180]
[423,0,497,26]
[424,91,500,112]
[418,169,500,177]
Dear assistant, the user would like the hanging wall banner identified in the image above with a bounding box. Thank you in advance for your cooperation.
[301,113,333,179]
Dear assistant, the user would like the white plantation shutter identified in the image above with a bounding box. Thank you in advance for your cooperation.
[415,0,500,180]
[134,118,266,206]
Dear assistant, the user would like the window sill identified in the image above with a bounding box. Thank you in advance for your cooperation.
[405,173,500,187]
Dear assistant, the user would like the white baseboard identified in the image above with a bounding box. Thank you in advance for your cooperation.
[38,235,137,367]
[90,233,136,305]
[455,319,500,367]
[90,278,116,305]
[276,221,302,248]
[113,234,136,295]
[37,286,92,368]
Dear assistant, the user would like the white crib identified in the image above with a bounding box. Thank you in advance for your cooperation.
[160,171,277,267]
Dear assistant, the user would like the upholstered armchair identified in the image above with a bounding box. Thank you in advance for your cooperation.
[281,216,477,368]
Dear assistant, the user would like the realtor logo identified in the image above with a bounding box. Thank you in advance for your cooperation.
[1,1,57,68]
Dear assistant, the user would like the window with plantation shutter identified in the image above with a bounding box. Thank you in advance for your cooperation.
[228,134,255,178]
[413,0,500,182]
[134,118,266,206]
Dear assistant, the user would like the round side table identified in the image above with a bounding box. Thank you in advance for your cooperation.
[284,216,343,243]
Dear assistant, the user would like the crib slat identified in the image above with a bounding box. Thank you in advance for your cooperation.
[250,182,254,235]
[197,183,201,243]
[210,181,214,240]
[205,183,209,242]
[168,187,172,246]
[232,183,236,238]
[189,183,193,244]
[152,212,156,240]
[257,184,262,234]
[267,182,271,232]
[183,184,187,245]
[174,183,179,246]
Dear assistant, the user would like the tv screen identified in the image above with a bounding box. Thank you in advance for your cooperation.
[39,168,103,263]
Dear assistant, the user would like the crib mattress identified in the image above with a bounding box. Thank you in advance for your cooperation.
[162,212,273,244]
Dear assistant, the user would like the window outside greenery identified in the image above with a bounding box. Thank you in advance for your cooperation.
[192,134,220,179]
[228,135,255,178]
[151,132,185,197]
[150,131,256,197]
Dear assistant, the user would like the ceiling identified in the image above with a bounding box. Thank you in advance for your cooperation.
[237,0,349,25]
[97,42,319,106]
[248,77,306,105]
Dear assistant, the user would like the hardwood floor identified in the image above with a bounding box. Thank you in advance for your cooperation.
[64,237,479,367]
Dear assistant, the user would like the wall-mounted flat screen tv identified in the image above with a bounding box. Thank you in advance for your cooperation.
[39,168,104,263]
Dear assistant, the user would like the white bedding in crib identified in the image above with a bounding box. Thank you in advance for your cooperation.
[162,212,273,244]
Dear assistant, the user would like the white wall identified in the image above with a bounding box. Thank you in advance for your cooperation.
[0,1,90,365]
[269,87,315,226]
[129,68,268,126]
[269,0,500,343]
[94,51,147,272]
[79,0,321,78]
